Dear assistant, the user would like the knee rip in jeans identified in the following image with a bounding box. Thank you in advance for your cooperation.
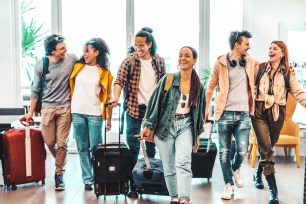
[220,148,230,160]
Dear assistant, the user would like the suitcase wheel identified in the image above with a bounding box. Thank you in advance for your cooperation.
[42,179,45,186]
[11,184,17,191]
[96,194,99,199]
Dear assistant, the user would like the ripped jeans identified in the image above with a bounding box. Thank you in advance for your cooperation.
[216,111,251,185]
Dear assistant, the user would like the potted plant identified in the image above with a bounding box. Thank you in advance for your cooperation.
[21,0,48,83]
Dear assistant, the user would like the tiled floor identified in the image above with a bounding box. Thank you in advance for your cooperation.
[0,151,304,204]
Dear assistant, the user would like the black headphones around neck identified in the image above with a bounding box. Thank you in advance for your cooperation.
[226,53,247,67]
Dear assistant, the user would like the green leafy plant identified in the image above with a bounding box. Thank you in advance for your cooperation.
[201,66,212,90]
[21,0,48,83]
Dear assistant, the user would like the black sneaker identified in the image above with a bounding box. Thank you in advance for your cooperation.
[85,184,93,191]
[55,173,65,191]
[127,189,138,198]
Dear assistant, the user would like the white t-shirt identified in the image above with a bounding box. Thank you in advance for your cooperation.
[138,57,157,105]
[71,64,102,116]
[175,94,190,114]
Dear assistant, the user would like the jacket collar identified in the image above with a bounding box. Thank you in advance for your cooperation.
[266,62,286,72]
[172,71,181,86]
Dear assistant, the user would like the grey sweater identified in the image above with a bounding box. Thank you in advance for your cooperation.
[31,53,77,108]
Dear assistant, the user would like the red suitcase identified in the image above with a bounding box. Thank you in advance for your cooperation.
[2,118,46,190]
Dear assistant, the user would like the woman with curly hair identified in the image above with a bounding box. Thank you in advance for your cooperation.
[69,38,113,191]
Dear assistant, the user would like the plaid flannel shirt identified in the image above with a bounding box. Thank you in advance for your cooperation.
[114,53,166,118]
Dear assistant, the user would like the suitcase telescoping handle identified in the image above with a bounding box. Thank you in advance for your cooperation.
[19,117,34,177]
[139,138,151,170]
[103,102,121,148]
[19,117,34,126]
[206,119,214,153]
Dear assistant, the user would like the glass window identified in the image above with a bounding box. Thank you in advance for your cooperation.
[210,0,243,66]
[62,0,126,74]
[20,0,51,87]
[135,0,199,73]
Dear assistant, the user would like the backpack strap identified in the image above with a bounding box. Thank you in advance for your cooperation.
[42,56,49,76]
[164,73,174,92]
[128,54,135,78]
[283,70,290,91]
[255,64,266,86]
[283,69,290,100]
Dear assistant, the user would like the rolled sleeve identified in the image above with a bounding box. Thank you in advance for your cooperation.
[114,58,130,88]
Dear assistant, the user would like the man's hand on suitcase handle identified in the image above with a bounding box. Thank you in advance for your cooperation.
[19,117,34,126]
[107,99,121,108]
[19,114,34,126]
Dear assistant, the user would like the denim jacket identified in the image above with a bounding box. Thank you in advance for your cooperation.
[143,72,206,146]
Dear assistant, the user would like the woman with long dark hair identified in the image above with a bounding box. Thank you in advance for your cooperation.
[141,46,205,204]
[69,38,113,191]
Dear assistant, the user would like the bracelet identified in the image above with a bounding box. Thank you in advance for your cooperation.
[29,107,35,110]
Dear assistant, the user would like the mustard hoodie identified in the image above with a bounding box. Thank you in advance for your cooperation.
[69,63,114,120]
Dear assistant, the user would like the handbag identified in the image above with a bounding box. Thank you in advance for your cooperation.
[143,73,174,143]
[34,56,49,113]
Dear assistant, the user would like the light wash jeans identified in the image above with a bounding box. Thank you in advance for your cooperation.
[72,113,102,184]
[155,116,193,201]
[216,111,251,185]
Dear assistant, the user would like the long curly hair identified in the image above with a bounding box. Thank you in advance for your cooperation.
[78,37,110,69]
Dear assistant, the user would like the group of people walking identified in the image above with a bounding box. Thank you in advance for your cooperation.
[20,27,306,204]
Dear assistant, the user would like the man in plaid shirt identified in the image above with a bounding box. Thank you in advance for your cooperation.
[111,27,166,198]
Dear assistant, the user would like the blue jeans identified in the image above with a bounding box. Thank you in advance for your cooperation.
[216,111,251,185]
[155,116,193,200]
[72,113,102,184]
[126,111,156,176]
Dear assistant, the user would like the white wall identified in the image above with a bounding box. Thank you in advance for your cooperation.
[249,0,306,62]
[0,0,21,108]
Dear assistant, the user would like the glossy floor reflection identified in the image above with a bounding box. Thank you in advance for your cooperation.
[0,152,304,204]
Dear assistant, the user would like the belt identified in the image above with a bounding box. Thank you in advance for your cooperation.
[174,113,191,120]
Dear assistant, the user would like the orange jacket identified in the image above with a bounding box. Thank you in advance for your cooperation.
[206,54,259,120]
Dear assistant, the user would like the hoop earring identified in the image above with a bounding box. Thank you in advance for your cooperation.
[177,65,180,70]
[193,64,196,69]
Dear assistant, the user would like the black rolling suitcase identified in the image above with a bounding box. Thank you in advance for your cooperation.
[132,139,168,195]
[92,103,129,198]
[191,121,217,181]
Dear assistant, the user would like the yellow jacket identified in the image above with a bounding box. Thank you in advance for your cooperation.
[69,63,114,120]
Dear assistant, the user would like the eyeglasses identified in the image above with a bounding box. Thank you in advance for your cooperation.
[181,94,187,108]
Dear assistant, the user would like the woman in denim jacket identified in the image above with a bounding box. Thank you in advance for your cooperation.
[141,46,205,204]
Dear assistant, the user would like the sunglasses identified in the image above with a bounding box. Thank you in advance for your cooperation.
[235,32,240,43]
[181,94,187,108]
[46,36,64,44]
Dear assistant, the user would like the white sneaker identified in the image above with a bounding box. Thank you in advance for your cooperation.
[221,183,234,200]
[233,168,244,188]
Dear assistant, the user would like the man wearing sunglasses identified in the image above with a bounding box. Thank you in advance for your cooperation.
[205,30,259,200]
[21,34,77,191]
